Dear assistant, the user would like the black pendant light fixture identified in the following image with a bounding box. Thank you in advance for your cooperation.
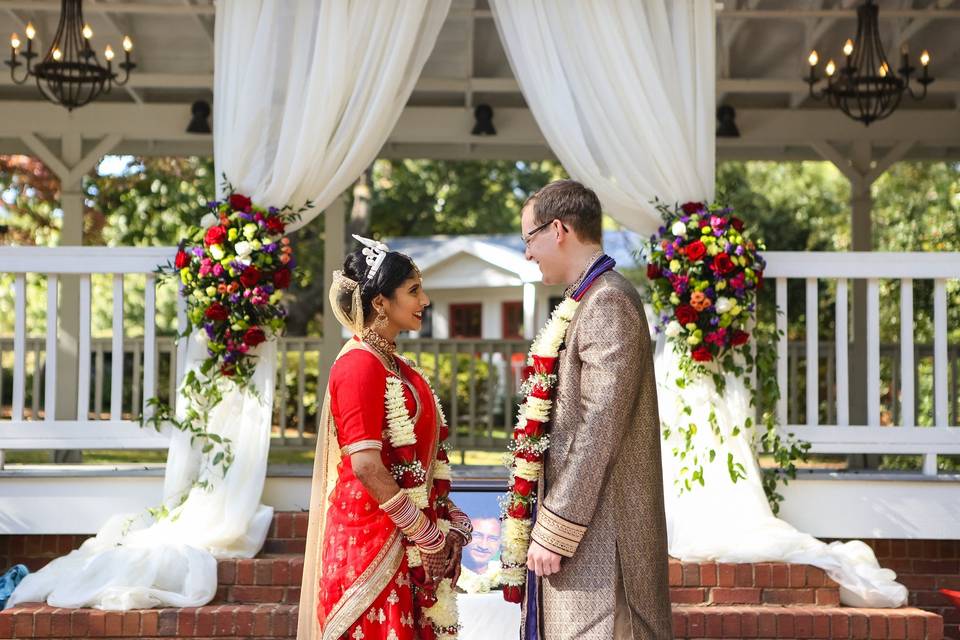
[804,0,933,126]
[6,0,136,111]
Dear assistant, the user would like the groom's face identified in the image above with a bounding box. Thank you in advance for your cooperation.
[521,203,564,286]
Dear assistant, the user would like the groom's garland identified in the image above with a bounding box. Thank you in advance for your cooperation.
[646,200,808,512]
[142,186,303,484]
[500,253,615,604]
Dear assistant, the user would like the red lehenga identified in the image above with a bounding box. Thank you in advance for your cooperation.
[310,341,459,640]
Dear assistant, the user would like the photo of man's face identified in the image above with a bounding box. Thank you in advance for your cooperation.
[462,516,501,574]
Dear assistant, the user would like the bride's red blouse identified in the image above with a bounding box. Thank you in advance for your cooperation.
[319,345,440,640]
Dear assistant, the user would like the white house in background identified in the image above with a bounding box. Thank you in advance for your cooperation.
[386,229,646,340]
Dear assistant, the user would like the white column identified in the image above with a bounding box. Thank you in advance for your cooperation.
[319,194,348,396]
[522,282,537,340]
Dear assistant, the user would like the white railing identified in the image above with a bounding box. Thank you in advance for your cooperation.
[1,248,958,471]
[0,247,178,453]
[766,251,960,475]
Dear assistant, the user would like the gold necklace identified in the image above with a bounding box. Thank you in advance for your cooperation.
[361,327,399,375]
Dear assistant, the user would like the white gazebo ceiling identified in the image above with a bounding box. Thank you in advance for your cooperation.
[0,0,959,161]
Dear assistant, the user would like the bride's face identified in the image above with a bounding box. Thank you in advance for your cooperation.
[378,274,430,334]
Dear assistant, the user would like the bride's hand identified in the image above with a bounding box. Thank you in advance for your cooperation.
[444,534,465,588]
[421,536,454,585]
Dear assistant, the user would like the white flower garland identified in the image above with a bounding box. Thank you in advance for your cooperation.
[383,364,459,638]
[500,297,579,597]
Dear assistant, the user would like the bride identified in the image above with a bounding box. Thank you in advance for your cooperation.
[298,237,473,640]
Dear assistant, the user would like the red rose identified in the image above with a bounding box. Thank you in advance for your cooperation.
[756,270,764,290]
[240,266,261,289]
[439,424,450,441]
[523,419,544,438]
[731,216,744,232]
[436,448,449,463]
[204,302,229,322]
[273,268,292,290]
[398,469,419,488]
[416,589,438,608]
[409,565,427,587]
[204,225,227,246]
[175,249,190,269]
[646,263,661,280]
[675,304,698,326]
[692,346,713,362]
[434,478,451,495]
[681,202,705,214]
[520,365,535,383]
[265,217,285,234]
[228,193,252,212]
[508,501,530,519]
[712,252,735,274]
[518,450,542,463]
[243,326,266,347]
[513,477,535,497]
[530,384,550,400]
[220,364,236,377]
[731,330,750,346]
[685,240,707,262]
[503,585,523,603]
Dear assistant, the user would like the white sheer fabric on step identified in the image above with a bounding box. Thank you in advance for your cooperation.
[6,337,276,610]
[655,341,908,608]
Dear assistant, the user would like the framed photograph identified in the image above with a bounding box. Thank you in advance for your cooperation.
[450,479,506,592]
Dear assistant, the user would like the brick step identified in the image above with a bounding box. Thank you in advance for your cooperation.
[212,554,302,604]
[262,512,308,554]
[1,603,942,639]
[669,559,841,606]
[0,603,298,638]
[671,604,943,639]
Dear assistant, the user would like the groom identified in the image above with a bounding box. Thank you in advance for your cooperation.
[521,180,672,639]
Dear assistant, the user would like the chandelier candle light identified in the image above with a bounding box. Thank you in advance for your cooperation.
[804,0,933,125]
[6,0,136,110]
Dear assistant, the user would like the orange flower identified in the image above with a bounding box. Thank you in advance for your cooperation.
[217,283,228,294]
[690,290,712,312]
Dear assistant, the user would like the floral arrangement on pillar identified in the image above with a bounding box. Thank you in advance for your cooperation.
[142,188,302,483]
[646,200,808,512]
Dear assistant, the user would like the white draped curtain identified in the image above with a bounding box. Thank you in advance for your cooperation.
[8,0,450,612]
[491,0,715,235]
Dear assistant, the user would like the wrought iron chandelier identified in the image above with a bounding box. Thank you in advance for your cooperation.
[6,0,136,111]
[805,0,933,126]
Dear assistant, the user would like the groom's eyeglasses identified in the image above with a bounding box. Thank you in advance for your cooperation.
[522,218,567,246]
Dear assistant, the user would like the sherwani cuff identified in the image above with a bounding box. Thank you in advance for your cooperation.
[530,505,587,559]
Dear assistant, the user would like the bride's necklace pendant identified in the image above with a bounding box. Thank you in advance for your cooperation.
[361,327,399,374]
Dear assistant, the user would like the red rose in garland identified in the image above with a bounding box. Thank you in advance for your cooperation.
[243,326,266,347]
[691,346,713,362]
[675,304,698,326]
[712,252,735,274]
[204,225,227,246]
[681,201,704,214]
[272,267,292,290]
[239,266,261,289]
[685,240,707,262]
[730,216,745,232]
[228,193,252,212]
[175,249,190,269]
[204,302,229,322]
[508,501,530,519]
[647,263,661,279]
[265,216,285,234]
[513,476,534,496]
[731,330,750,346]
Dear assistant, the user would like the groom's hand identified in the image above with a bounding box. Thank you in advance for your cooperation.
[527,541,561,577]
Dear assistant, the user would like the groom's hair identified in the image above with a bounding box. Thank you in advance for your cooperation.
[524,180,602,244]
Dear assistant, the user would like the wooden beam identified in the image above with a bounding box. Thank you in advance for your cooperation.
[0,1,214,15]
[717,8,960,19]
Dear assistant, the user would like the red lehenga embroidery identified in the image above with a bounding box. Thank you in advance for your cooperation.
[319,348,448,640]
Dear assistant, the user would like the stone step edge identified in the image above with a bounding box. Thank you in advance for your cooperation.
[1,603,942,640]
[671,604,943,640]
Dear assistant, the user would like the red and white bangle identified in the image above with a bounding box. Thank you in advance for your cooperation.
[448,507,473,544]
[380,491,445,553]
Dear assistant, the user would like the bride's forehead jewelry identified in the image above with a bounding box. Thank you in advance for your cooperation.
[353,234,390,281]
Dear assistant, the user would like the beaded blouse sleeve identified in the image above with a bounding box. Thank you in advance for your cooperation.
[329,349,388,455]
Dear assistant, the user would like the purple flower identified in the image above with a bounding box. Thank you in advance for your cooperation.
[665,245,675,259]
[735,245,745,256]
[710,316,720,326]
[264,243,277,253]
[192,247,204,257]
[237,212,254,221]
[229,294,240,304]
[204,323,215,339]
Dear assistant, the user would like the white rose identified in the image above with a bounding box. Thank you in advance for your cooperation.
[200,213,218,229]
[665,320,682,338]
[234,240,252,258]
[715,297,733,314]
[671,221,687,237]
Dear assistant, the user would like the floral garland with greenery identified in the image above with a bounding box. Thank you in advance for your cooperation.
[646,199,809,513]
[142,187,302,486]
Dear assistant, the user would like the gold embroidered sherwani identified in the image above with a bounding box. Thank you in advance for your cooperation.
[524,270,672,639]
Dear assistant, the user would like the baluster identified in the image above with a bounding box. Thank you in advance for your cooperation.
[77,275,92,420]
[12,274,26,421]
[805,278,818,426]
[776,277,788,426]
[142,274,157,420]
[44,274,58,421]
[110,274,124,419]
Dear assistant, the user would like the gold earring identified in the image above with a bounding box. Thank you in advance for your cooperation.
[373,307,388,330]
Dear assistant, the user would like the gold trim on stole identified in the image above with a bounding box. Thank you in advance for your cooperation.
[322,530,404,640]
